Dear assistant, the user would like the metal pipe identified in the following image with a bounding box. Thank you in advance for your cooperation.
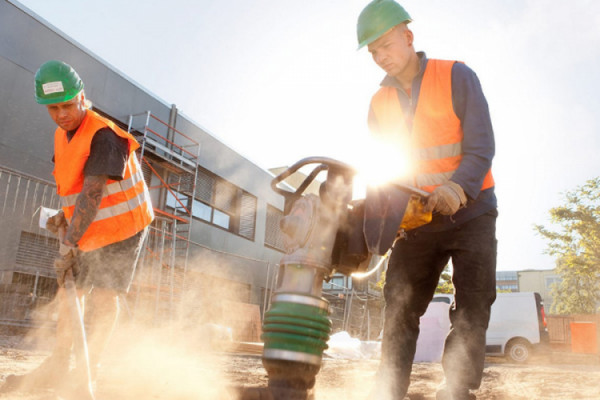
[262,262,271,320]
[167,104,177,150]
[154,220,167,325]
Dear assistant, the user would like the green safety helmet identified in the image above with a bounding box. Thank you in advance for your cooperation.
[34,60,84,105]
[356,0,412,50]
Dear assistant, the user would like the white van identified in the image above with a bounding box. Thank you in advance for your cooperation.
[428,292,549,362]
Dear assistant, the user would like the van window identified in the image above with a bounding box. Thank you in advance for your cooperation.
[431,296,451,304]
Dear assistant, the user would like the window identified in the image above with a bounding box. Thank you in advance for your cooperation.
[265,204,285,251]
[323,274,348,291]
[166,168,257,240]
[432,296,452,304]
[16,231,59,271]
[166,190,189,211]
[213,209,230,229]
[495,271,518,292]
[496,271,518,280]
[192,200,212,222]
[238,193,257,240]
[545,276,561,290]
[497,284,518,292]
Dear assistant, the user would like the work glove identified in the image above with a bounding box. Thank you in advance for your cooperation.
[54,247,80,287]
[59,242,78,256]
[424,181,467,216]
[46,210,68,234]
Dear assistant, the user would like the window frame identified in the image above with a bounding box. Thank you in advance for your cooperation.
[166,168,256,241]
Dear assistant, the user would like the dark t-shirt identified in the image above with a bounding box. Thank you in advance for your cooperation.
[83,128,129,180]
[59,127,129,180]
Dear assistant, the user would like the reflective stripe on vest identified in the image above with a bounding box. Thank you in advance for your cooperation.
[418,142,462,161]
[53,109,154,251]
[416,170,456,188]
[60,171,148,221]
[61,167,146,207]
[369,59,494,193]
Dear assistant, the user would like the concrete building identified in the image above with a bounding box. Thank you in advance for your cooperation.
[494,269,559,309]
[0,0,290,333]
[495,270,519,292]
[517,269,560,311]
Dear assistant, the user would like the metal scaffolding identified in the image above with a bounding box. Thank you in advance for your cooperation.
[127,110,201,325]
[322,279,385,341]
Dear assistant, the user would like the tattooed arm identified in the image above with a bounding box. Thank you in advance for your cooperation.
[64,175,108,246]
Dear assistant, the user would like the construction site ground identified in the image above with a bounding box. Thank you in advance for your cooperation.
[1,329,599,400]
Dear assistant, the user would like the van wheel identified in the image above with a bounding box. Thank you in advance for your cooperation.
[505,338,531,363]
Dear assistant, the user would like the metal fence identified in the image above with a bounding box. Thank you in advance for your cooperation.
[0,166,381,342]
[322,280,384,341]
[0,166,61,329]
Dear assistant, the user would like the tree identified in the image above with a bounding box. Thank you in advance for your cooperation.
[535,177,600,315]
[436,263,454,294]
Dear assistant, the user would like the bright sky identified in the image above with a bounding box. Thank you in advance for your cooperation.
[17,0,600,272]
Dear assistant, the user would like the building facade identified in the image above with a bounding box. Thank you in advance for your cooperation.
[0,0,290,331]
[517,269,560,311]
[495,269,559,310]
[495,270,519,292]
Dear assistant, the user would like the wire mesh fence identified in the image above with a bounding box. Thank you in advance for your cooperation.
[0,166,382,342]
[322,280,384,341]
[0,166,61,330]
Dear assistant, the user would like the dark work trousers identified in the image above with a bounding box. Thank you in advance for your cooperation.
[375,211,497,399]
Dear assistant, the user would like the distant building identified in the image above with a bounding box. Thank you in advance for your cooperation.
[496,270,519,292]
[517,269,560,311]
[0,1,287,334]
[494,269,559,310]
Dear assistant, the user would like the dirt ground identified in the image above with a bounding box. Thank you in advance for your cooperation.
[1,329,599,400]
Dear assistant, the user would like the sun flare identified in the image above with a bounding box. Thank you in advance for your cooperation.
[349,136,413,200]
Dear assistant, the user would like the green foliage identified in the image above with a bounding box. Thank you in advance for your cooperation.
[535,177,600,315]
[435,264,454,294]
[375,270,386,292]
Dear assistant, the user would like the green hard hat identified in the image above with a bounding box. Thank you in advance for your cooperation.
[357,0,412,50]
[34,60,84,105]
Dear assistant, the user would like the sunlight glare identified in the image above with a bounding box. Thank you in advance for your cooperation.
[350,136,413,200]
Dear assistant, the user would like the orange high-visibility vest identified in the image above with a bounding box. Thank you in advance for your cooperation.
[53,109,154,251]
[369,59,494,193]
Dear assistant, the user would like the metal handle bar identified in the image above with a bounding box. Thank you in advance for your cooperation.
[270,157,357,198]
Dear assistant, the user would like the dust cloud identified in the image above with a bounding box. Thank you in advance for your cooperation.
[1,250,255,399]
[3,252,600,399]
[97,326,232,399]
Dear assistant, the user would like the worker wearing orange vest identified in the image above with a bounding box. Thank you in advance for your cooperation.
[53,107,153,252]
[4,60,153,395]
[358,2,497,400]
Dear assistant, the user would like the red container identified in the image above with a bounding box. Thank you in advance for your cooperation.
[570,322,598,354]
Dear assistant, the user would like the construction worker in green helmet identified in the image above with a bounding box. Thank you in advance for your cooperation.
[2,60,153,397]
[357,1,497,399]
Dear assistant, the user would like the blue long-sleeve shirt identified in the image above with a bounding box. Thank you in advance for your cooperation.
[371,52,497,231]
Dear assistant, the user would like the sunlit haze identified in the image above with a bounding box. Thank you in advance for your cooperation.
[17,0,600,271]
